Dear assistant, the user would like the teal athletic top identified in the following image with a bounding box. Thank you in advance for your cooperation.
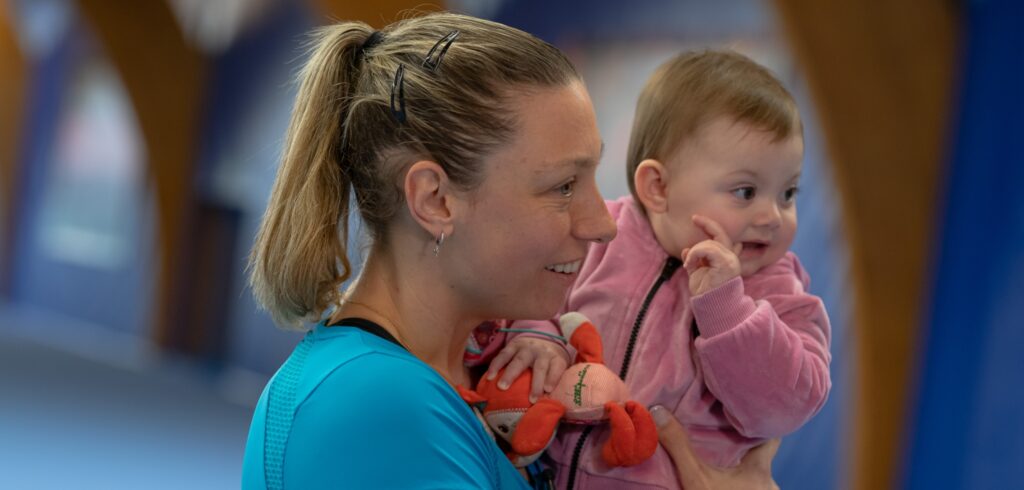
[241,318,529,489]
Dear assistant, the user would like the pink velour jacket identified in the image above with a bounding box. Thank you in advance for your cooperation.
[508,196,832,490]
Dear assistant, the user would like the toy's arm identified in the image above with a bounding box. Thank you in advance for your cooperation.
[455,385,486,405]
[692,256,831,439]
[511,398,566,456]
[558,312,604,364]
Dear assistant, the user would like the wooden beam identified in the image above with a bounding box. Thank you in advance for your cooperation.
[76,0,206,348]
[0,3,26,296]
[771,1,959,488]
[309,0,445,27]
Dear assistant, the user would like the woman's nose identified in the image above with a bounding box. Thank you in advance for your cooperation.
[573,187,617,243]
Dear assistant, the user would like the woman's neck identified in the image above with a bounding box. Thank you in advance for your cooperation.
[332,249,478,388]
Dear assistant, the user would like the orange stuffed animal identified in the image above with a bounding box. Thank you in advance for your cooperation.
[459,312,658,468]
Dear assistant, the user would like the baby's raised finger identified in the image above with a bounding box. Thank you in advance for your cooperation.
[691,215,733,249]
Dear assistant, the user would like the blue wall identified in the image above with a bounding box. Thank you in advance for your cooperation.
[906,0,1024,488]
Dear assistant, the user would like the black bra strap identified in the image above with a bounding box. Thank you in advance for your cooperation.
[328,317,408,352]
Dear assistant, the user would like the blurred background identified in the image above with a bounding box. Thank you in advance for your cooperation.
[0,0,1019,488]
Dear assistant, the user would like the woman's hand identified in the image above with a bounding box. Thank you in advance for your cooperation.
[486,337,571,403]
[651,405,780,490]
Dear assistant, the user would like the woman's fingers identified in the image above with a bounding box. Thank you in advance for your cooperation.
[652,405,780,490]
[650,405,704,483]
[741,438,781,473]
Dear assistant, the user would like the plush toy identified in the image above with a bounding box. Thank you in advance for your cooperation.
[459,312,658,468]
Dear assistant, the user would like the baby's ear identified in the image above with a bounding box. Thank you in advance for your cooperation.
[634,159,669,214]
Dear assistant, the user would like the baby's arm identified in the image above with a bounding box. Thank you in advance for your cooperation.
[485,320,572,403]
[691,256,832,439]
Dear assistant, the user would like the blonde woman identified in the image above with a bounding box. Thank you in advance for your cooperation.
[242,12,778,489]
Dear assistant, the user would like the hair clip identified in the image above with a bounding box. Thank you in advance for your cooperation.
[390,64,407,123]
[356,31,383,63]
[422,30,460,72]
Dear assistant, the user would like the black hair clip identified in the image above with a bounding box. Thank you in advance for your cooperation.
[390,64,407,123]
[422,30,460,73]
[356,30,383,63]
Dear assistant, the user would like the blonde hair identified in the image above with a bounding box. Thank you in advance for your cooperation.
[626,49,801,202]
[249,13,579,328]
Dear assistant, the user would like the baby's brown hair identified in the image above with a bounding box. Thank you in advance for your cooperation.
[626,49,801,202]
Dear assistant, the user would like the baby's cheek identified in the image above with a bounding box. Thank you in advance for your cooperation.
[678,225,706,250]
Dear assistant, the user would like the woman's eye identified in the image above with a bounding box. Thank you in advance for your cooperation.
[783,186,799,202]
[557,180,576,198]
[732,187,755,200]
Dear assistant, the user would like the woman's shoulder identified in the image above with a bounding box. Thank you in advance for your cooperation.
[294,326,453,407]
[247,327,519,489]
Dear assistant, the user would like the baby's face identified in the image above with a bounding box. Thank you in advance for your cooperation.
[659,117,803,277]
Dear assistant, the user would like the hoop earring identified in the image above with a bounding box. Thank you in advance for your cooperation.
[433,231,446,257]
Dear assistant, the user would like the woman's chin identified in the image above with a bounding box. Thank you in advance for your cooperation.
[512,299,565,322]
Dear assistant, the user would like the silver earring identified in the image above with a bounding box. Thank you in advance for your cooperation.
[433,231,446,257]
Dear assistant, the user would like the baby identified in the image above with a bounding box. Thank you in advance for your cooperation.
[470,49,832,489]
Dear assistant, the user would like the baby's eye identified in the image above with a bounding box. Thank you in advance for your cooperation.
[732,187,755,200]
[783,186,799,203]
[557,180,576,198]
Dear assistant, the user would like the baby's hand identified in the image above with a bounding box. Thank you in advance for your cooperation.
[486,336,571,403]
[682,215,742,296]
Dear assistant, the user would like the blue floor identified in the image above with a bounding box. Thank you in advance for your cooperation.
[0,306,264,489]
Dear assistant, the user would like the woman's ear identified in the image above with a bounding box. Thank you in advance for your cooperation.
[404,160,455,239]
[634,159,669,214]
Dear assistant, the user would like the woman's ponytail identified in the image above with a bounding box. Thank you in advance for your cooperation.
[248,23,372,329]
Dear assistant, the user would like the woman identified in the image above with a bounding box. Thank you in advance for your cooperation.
[242,12,777,489]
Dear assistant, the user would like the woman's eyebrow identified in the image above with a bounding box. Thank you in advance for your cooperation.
[534,141,605,174]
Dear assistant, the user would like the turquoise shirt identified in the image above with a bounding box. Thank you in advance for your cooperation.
[242,321,528,489]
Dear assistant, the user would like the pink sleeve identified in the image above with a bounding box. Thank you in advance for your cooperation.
[504,318,573,361]
[690,256,832,439]
[464,319,572,368]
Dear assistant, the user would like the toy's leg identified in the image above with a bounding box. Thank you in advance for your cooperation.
[602,401,659,467]
[625,401,659,465]
[601,402,637,467]
[511,398,566,456]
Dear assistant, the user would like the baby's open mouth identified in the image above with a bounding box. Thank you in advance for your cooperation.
[741,242,768,252]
